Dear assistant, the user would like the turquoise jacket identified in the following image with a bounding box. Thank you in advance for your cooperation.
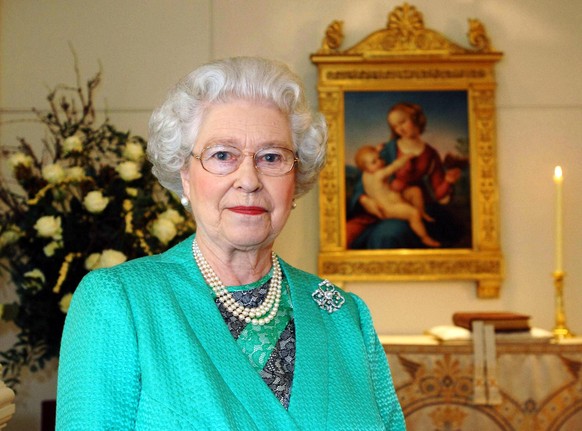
[57,236,405,430]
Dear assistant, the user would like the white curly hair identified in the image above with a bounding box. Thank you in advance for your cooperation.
[147,56,327,198]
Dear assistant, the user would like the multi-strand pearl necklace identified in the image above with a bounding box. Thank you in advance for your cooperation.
[192,239,282,326]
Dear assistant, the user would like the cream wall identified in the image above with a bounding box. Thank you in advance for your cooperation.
[1,1,581,429]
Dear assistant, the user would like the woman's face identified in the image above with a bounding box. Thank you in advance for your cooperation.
[181,100,296,253]
[387,109,420,139]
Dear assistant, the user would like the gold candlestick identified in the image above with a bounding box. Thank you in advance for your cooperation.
[552,271,574,340]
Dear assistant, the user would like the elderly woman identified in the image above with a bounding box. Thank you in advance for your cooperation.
[56,57,405,430]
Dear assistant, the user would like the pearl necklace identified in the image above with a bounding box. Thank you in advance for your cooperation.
[192,239,282,326]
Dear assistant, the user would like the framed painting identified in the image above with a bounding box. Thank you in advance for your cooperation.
[311,3,504,297]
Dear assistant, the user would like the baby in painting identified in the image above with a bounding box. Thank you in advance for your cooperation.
[355,144,440,247]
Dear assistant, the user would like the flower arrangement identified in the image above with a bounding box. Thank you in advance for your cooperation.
[0,66,195,388]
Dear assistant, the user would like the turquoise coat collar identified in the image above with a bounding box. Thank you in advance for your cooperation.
[169,236,330,429]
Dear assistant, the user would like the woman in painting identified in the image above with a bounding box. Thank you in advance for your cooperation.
[347,101,466,249]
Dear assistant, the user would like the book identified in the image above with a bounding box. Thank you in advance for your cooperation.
[452,312,531,332]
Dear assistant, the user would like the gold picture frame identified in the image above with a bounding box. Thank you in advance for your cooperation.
[311,3,504,298]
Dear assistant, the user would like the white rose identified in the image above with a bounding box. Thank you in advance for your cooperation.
[116,161,142,182]
[85,250,127,270]
[84,253,101,270]
[8,153,33,169]
[97,250,127,268]
[158,209,185,225]
[43,240,62,257]
[83,190,110,214]
[59,293,73,313]
[123,141,145,162]
[34,216,63,239]
[65,166,85,181]
[63,135,83,153]
[151,218,177,245]
[42,163,66,184]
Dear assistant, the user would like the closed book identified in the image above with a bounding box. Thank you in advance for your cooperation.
[453,312,531,332]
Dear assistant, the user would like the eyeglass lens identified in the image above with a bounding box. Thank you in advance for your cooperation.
[197,145,296,176]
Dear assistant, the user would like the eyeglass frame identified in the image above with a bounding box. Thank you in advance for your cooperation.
[191,144,299,177]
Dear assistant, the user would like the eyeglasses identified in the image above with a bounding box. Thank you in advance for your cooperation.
[192,145,298,176]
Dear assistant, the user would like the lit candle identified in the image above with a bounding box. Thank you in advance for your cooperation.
[553,166,563,272]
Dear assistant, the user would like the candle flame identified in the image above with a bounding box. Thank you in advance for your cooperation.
[554,166,563,182]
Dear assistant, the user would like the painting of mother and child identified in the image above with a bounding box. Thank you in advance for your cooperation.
[345,91,472,250]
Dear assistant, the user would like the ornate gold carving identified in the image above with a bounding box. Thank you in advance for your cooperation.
[314,3,494,58]
[311,3,503,297]
[387,3,424,35]
[320,257,502,278]
[325,68,488,82]
[319,89,343,250]
[318,90,340,112]
[476,280,501,299]
[471,88,500,250]
[468,18,493,52]
[318,20,344,54]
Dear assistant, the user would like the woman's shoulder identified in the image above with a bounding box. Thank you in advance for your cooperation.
[420,141,440,157]
[279,259,359,309]
[78,236,194,292]
[379,139,398,160]
[278,259,324,285]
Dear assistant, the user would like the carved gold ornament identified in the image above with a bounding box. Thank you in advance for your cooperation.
[311,3,503,298]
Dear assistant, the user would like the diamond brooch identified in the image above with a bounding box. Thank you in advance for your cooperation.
[312,279,345,313]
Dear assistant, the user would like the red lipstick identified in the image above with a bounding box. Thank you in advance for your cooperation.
[229,206,267,215]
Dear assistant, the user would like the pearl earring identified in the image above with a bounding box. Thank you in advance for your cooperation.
[180,196,189,207]
[291,199,297,209]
